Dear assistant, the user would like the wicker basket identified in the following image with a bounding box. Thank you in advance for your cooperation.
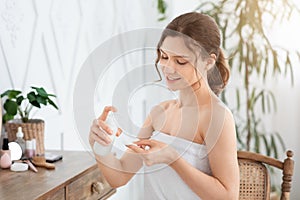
[5,119,45,155]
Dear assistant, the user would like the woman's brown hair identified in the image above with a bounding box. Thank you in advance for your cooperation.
[155,12,230,96]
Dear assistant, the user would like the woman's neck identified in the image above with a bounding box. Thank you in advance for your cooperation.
[177,80,211,108]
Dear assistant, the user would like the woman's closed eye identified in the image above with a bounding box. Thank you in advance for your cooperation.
[160,55,188,65]
[176,59,188,65]
[161,54,168,60]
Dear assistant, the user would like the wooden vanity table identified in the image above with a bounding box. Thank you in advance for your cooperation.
[0,151,116,200]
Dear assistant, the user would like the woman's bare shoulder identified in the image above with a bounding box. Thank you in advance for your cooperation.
[213,99,234,118]
[153,99,176,111]
[149,99,176,117]
[159,99,177,108]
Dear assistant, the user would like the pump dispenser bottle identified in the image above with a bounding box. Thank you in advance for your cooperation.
[93,113,118,156]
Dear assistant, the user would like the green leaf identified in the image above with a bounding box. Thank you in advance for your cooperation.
[261,134,271,156]
[268,91,277,112]
[30,100,41,108]
[261,91,265,113]
[236,88,240,110]
[236,124,246,150]
[253,90,263,110]
[2,113,14,123]
[27,91,36,102]
[0,90,9,98]
[249,87,256,110]
[1,90,22,99]
[33,87,48,98]
[158,16,167,21]
[272,50,281,74]
[37,96,47,105]
[254,130,260,153]
[3,99,18,115]
[284,53,289,75]
[157,0,167,14]
[270,134,278,158]
[263,52,268,81]
[47,94,56,97]
[266,94,271,113]
[16,96,24,105]
[47,98,58,110]
[274,132,286,152]
[285,54,294,85]
[222,19,228,48]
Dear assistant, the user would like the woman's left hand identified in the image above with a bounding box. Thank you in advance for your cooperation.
[126,140,179,166]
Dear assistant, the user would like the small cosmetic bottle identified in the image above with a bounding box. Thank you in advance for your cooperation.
[31,138,36,156]
[0,138,12,169]
[15,127,26,157]
[25,140,34,158]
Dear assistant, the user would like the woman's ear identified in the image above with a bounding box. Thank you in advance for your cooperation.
[205,54,217,71]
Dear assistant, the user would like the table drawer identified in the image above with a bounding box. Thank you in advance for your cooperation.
[38,187,65,200]
[66,168,113,200]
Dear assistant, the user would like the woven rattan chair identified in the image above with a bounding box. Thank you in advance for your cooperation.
[238,150,294,200]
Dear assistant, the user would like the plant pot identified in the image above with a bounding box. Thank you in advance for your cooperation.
[5,119,45,155]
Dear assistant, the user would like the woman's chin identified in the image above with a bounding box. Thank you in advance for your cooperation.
[167,84,191,91]
[166,85,179,91]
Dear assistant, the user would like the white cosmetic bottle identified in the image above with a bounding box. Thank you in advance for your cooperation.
[15,127,26,157]
[93,113,118,156]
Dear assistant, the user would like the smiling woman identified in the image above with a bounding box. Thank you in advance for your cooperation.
[89,12,239,200]
[158,37,201,92]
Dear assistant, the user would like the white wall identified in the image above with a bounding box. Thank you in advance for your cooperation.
[0,0,163,151]
[0,0,299,199]
[264,7,300,198]
[0,1,162,199]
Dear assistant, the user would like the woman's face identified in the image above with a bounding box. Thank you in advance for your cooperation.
[159,36,206,91]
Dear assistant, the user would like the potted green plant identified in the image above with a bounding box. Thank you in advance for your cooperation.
[1,86,58,155]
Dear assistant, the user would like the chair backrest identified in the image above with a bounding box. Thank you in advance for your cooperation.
[237,150,294,200]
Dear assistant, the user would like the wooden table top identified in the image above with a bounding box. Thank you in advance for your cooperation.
[0,151,98,200]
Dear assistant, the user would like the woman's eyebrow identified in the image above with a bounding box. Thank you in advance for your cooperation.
[159,49,190,58]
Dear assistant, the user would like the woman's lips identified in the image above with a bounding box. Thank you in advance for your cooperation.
[166,76,181,82]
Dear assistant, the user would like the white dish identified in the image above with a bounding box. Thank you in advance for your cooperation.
[10,163,28,172]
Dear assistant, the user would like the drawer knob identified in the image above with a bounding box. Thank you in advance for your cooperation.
[92,181,105,194]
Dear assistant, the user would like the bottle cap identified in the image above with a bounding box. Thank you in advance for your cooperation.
[2,138,9,150]
[16,127,24,138]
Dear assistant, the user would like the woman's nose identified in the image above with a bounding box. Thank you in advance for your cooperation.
[162,61,176,73]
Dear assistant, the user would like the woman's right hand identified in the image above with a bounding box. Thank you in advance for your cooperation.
[89,106,122,148]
